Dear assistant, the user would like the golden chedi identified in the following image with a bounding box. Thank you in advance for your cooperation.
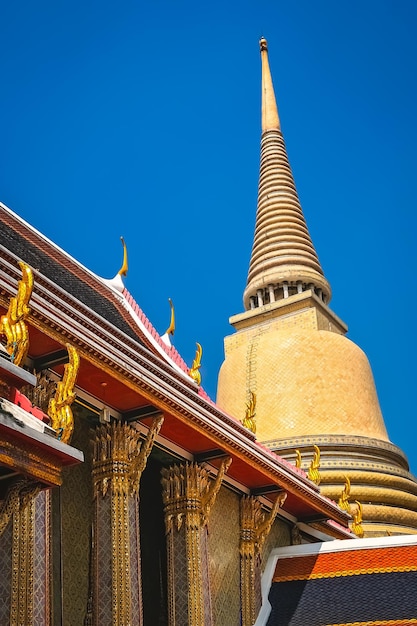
[217,38,417,536]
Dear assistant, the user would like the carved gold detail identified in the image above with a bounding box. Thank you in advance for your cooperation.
[92,417,163,626]
[118,237,128,277]
[352,500,364,538]
[294,449,302,469]
[1,261,33,366]
[92,416,163,498]
[308,445,321,486]
[5,480,42,626]
[0,436,64,485]
[165,298,175,336]
[0,479,41,538]
[22,369,56,414]
[189,342,202,386]
[242,391,256,434]
[338,475,351,512]
[240,492,287,626]
[161,458,231,533]
[48,343,80,443]
[161,458,231,626]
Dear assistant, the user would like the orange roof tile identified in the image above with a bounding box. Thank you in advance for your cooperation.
[273,544,417,582]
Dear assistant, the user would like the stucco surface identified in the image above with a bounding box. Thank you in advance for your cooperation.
[217,327,388,443]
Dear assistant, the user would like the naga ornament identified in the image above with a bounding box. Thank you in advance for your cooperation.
[48,344,80,443]
[1,261,33,366]
[189,342,202,385]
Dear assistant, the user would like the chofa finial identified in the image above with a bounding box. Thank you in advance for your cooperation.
[118,237,128,277]
[189,342,203,386]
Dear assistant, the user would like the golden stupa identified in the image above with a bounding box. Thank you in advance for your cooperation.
[217,38,417,536]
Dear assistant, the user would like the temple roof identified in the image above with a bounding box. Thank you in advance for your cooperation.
[258,535,417,625]
[0,202,353,533]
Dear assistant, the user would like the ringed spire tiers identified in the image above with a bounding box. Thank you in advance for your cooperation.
[243,38,331,311]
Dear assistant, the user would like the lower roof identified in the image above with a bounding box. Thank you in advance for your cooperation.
[257,535,417,626]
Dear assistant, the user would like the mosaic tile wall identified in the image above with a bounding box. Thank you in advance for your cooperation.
[170,524,189,623]
[208,485,241,626]
[261,517,291,572]
[95,495,112,625]
[33,491,49,626]
[0,520,12,624]
[129,495,142,625]
[60,407,94,625]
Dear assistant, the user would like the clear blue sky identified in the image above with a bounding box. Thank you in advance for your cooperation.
[1,2,416,473]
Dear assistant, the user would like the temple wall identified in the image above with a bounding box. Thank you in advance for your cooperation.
[261,517,291,571]
[60,408,93,624]
[208,485,241,626]
[0,521,12,624]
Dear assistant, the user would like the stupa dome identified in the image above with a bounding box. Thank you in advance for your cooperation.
[217,328,389,444]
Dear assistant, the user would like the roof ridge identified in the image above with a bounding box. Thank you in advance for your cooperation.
[122,288,196,379]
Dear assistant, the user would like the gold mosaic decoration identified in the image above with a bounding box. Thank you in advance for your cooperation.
[60,408,93,626]
[189,342,202,385]
[1,261,33,366]
[118,236,128,277]
[240,493,287,626]
[161,459,232,626]
[352,500,364,538]
[48,343,79,444]
[242,391,256,434]
[294,449,302,469]
[165,298,175,336]
[208,486,241,625]
[338,475,351,512]
[22,369,56,414]
[0,479,40,538]
[92,417,163,626]
[308,445,321,486]
[8,481,42,626]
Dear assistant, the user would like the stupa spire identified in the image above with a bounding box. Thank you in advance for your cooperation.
[243,38,331,311]
[260,37,280,132]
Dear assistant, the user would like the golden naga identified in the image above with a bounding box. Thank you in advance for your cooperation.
[242,391,256,434]
[48,344,80,444]
[308,445,321,486]
[165,298,175,336]
[189,342,202,385]
[1,261,33,367]
[294,449,302,469]
[352,500,364,538]
[118,237,128,277]
[338,475,351,512]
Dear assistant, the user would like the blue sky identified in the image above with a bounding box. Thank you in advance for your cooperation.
[1,2,417,473]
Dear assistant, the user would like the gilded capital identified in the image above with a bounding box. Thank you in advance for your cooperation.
[161,458,231,533]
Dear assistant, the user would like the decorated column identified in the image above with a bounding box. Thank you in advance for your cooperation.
[91,416,163,626]
[0,480,50,626]
[240,493,287,626]
[161,458,231,626]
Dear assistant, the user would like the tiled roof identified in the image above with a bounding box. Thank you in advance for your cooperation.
[266,542,417,626]
[0,218,141,343]
[122,289,191,375]
[273,544,417,582]
[267,570,417,626]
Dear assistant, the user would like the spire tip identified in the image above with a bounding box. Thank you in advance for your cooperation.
[259,37,268,52]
